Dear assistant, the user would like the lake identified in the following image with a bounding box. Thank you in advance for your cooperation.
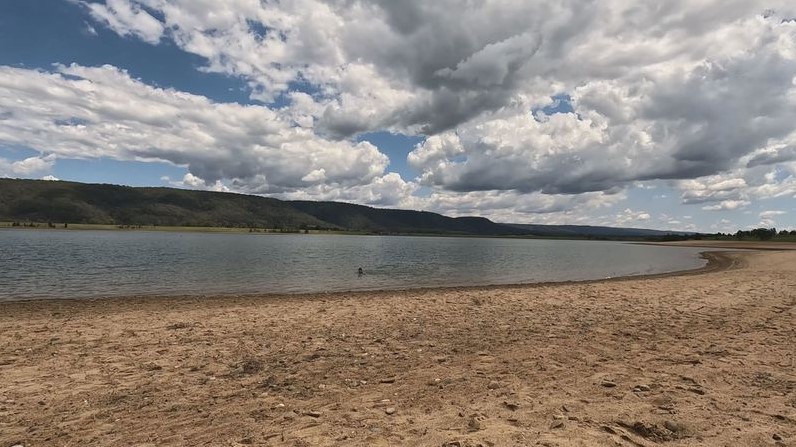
[0,230,713,301]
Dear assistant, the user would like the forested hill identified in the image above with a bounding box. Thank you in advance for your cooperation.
[0,178,522,235]
[0,178,696,238]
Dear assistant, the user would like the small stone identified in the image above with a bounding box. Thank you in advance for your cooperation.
[385,407,396,415]
[551,420,565,429]
[664,420,686,433]
[487,381,501,390]
[633,385,651,392]
[503,401,519,411]
[601,380,617,388]
[306,410,322,418]
[773,434,783,441]
[468,417,483,432]
[143,362,162,371]
[380,377,396,384]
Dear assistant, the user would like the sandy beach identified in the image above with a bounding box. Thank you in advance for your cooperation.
[1,248,795,446]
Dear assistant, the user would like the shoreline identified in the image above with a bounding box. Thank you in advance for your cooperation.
[639,240,796,251]
[1,249,794,446]
[0,250,740,307]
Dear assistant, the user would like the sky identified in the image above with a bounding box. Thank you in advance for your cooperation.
[1,1,795,232]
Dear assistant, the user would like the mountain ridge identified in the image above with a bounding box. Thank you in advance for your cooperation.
[0,178,695,238]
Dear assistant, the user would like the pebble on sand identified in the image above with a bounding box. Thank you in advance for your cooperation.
[385,407,396,415]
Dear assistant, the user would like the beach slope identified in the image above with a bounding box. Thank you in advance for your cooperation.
[1,250,794,446]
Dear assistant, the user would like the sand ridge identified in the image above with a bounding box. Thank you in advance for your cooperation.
[1,250,795,446]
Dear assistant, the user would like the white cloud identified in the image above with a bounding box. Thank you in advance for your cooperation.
[84,22,98,36]
[2,1,796,226]
[760,210,787,219]
[678,163,796,211]
[615,208,652,226]
[83,0,164,44]
[0,64,392,197]
[0,155,56,178]
[759,210,787,226]
[702,200,751,211]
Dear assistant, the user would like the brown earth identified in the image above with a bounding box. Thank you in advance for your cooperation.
[1,250,795,446]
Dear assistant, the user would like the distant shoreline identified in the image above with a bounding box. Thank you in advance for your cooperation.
[639,240,796,251]
[0,222,660,241]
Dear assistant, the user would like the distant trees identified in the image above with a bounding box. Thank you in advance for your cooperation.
[735,228,777,240]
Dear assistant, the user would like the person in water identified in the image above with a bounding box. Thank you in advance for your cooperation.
[358,267,364,276]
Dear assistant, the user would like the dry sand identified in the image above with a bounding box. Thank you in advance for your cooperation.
[1,248,795,446]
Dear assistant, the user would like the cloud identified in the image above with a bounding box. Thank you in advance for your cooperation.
[82,0,164,44]
[615,208,652,226]
[760,210,787,220]
[0,64,393,197]
[406,188,626,224]
[274,172,417,206]
[759,210,787,227]
[407,16,796,194]
[702,200,751,211]
[163,173,230,193]
[676,162,796,211]
[0,154,56,178]
[3,1,796,225]
[83,22,98,36]
[746,146,796,168]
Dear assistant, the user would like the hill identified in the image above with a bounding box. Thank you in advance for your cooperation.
[0,178,329,229]
[0,178,698,238]
[0,178,522,235]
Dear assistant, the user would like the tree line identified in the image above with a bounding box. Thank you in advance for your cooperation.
[713,228,795,241]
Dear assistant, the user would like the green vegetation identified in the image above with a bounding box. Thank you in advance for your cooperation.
[706,228,796,242]
[3,179,792,242]
[0,178,521,236]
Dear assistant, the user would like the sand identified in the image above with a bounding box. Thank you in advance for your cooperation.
[1,248,795,446]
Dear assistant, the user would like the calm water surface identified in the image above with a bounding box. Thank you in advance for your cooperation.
[0,230,713,300]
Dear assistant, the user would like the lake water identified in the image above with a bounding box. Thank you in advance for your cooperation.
[0,230,713,301]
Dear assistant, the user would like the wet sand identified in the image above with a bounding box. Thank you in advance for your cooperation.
[1,249,795,446]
